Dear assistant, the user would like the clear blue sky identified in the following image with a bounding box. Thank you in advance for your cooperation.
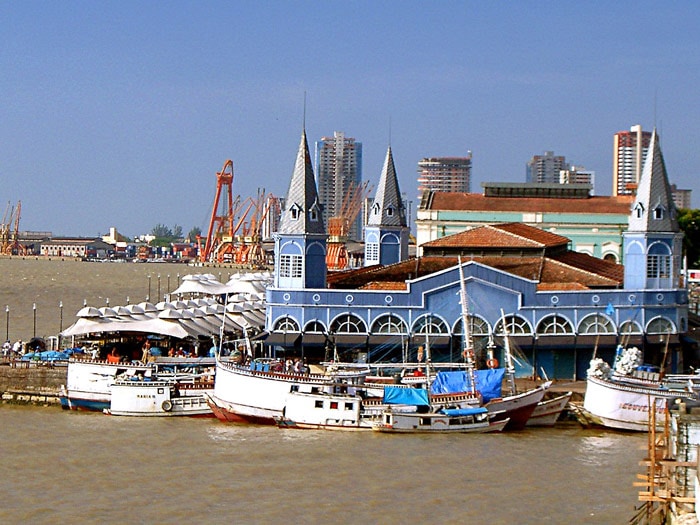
[2,2,698,238]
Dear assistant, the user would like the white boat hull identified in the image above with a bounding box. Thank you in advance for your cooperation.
[583,375,694,432]
[212,360,367,424]
[527,392,572,427]
[107,381,213,417]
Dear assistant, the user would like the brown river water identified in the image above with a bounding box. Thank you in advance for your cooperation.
[0,258,646,523]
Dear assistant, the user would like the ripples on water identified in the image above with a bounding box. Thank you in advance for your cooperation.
[0,406,645,524]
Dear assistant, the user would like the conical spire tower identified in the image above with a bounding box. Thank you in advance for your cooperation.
[623,129,683,290]
[273,129,328,289]
[364,146,409,266]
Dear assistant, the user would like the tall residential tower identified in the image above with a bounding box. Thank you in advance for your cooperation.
[417,155,472,199]
[613,125,652,196]
[314,131,363,240]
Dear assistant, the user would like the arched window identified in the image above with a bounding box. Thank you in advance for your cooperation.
[274,317,300,333]
[494,315,532,336]
[453,316,490,337]
[619,320,643,336]
[330,314,367,334]
[647,242,671,279]
[536,314,574,335]
[578,314,615,334]
[647,317,675,335]
[412,314,449,335]
[304,320,326,333]
[371,314,408,335]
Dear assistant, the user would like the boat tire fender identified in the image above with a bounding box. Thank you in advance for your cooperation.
[486,358,499,369]
[162,400,173,412]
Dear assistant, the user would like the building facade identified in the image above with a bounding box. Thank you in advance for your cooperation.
[560,165,595,193]
[526,151,568,184]
[613,124,652,196]
[417,155,472,198]
[265,128,691,380]
[314,131,363,240]
[415,182,632,262]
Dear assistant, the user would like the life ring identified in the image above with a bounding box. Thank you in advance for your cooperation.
[486,358,499,369]
[162,400,173,412]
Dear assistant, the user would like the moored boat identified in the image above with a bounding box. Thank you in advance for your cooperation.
[106,379,214,417]
[372,406,508,434]
[208,356,371,424]
[526,391,573,427]
[582,348,699,431]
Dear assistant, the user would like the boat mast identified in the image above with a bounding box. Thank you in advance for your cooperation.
[500,309,517,396]
[457,257,478,397]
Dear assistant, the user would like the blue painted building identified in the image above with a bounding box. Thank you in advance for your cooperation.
[266,129,690,379]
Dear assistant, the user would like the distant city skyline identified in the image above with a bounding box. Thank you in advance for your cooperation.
[1,3,699,238]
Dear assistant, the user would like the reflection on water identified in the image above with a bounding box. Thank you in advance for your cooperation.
[0,406,647,525]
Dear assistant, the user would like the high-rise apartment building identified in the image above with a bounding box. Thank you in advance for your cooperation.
[560,165,596,194]
[526,151,568,184]
[314,131,363,240]
[613,124,652,196]
[417,154,472,198]
[670,184,692,209]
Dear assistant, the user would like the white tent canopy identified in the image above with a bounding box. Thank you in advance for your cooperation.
[61,273,267,340]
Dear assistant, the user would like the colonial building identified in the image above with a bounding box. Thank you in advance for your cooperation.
[416,182,633,262]
[265,128,689,380]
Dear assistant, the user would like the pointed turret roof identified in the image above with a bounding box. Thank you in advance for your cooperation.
[367,146,406,227]
[279,129,326,235]
[628,129,678,233]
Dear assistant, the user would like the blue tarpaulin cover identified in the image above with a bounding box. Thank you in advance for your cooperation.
[440,407,488,416]
[430,369,505,402]
[383,386,430,406]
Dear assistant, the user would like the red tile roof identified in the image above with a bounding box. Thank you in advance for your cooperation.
[427,192,634,214]
[422,223,569,249]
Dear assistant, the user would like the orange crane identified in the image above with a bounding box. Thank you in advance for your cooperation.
[326,180,372,271]
[232,190,280,268]
[1,201,26,256]
[200,160,236,263]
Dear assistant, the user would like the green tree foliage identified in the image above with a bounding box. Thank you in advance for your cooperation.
[187,226,202,242]
[151,224,173,238]
[678,208,700,268]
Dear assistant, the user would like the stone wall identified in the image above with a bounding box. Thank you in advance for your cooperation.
[0,362,67,404]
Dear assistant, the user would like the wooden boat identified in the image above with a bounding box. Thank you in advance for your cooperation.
[60,356,215,412]
[372,406,509,434]
[526,391,573,427]
[106,379,214,417]
[582,348,699,431]
[484,308,551,430]
[208,354,371,424]
[59,358,151,411]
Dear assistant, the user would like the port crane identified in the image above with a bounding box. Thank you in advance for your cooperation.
[326,180,372,271]
[199,160,236,263]
[1,201,27,256]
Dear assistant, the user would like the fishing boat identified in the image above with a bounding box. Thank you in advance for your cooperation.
[372,406,508,434]
[59,357,151,411]
[582,346,699,431]
[105,359,215,417]
[60,355,215,412]
[207,351,371,424]
[483,309,550,430]
[526,391,573,427]
[106,379,214,417]
[455,260,549,430]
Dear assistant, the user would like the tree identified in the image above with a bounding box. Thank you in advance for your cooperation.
[172,225,183,240]
[187,226,202,243]
[678,208,700,268]
[151,224,173,238]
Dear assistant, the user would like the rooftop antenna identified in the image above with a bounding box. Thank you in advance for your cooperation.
[388,115,392,146]
[303,91,307,130]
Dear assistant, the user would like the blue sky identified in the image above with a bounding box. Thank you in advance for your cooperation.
[2,2,698,238]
